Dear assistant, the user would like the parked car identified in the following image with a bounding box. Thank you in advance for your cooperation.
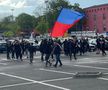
[0,40,7,53]
[88,38,97,51]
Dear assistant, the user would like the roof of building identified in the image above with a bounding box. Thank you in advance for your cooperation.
[84,3,108,9]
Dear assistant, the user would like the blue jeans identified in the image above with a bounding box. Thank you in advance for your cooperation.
[55,54,62,66]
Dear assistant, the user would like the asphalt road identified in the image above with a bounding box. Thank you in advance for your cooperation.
[0,51,108,90]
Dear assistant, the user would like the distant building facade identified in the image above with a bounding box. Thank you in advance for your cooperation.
[83,4,108,34]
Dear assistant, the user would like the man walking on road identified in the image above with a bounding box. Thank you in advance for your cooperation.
[28,43,35,64]
[52,41,63,67]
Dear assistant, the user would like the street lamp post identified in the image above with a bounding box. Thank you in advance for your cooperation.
[45,0,48,22]
[11,8,14,21]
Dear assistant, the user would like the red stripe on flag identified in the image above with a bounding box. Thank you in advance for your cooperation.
[51,19,80,37]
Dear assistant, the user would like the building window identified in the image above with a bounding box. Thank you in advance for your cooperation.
[94,14,96,20]
[100,8,102,10]
[97,8,99,11]
[103,14,106,20]
[103,26,106,31]
[94,25,97,32]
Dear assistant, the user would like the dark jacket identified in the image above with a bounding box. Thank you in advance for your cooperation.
[28,44,35,53]
[53,43,62,54]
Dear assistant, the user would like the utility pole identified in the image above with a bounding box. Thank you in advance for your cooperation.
[45,0,48,22]
[11,8,14,21]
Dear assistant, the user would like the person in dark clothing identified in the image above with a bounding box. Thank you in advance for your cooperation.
[11,42,15,59]
[45,40,53,67]
[20,40,26,56]
[25,41,29,58]
[96,37,101,54]
[100,37,106,56]
[68,38,77,60]
[39,39,47,61]
[14,40,22,61]
[63,39,69,56]
[28,43,35,64]
[6,41,11,59]
[49,39,54,60]
[78,38,85,55]
[52,41,63,67]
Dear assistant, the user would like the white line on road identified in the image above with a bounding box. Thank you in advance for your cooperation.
[39,68,75,75]
[41,77,73,83]
[74,65,108,70]
[0,73,70,90]
[0,58,8,61]
[0,82,35,89]
[98,77,108,81]
[0,63,7,65]
[103,73,108,75]
[0,73,37,82]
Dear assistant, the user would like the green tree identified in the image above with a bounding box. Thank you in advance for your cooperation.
[16,13,36,32]
[6,23,20,33]
[2,15,13,24]
[0,15,19,35]
[34,0,84,34]
[3,31,14,37]
[35,18,49,34]
[46,0,72,28]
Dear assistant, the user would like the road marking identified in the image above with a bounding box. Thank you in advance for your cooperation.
[62,58,108,64]
[98,77,108,81]
[0,63,7,65]
[0,58,8,61]
[41,77,73,83]
[103,73,108,75]
[74,65,108,70]
[76,61,108,64]
[0,73,37,82]
[78,58,92,60]
[0,82,35,89]
[39,68,75,75]
[0,73,70,90]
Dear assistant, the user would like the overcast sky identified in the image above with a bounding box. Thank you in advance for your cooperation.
[0,0,108,19]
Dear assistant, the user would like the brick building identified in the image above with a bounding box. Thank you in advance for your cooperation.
[83,4,108,34]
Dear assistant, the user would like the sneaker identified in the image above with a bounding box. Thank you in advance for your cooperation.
[74,58,77,60]
[53,65,57,68]
[59,64,62,67]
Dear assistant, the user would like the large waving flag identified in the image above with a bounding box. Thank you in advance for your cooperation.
[51,8,84,37]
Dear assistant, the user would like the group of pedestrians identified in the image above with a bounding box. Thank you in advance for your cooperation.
[39,37,91,67]
[6,35,107,67]
[39,39,63,67]
[63,37,90,60]
[6,39,36,64]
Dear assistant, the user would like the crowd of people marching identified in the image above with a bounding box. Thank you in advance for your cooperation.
[5,35,107,67]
